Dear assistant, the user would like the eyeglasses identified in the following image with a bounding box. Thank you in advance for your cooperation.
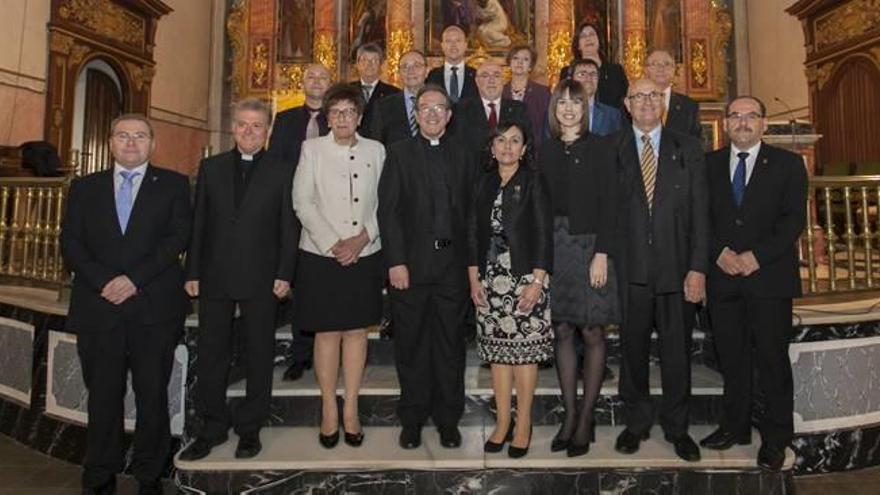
[417,104,448,115]
[573,70,599,79]
[400,62,426,72]
[726,112,764,122]
[112,132,151,143]
[626,91,664,103]
[476,73,503,80]
[328,108,359,119]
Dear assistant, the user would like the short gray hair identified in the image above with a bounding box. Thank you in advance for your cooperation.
[110,113,154,138]
[231,98,273,126]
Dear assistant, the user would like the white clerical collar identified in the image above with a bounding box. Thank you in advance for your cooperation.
[238,148,261,161]
[422,130,445,146]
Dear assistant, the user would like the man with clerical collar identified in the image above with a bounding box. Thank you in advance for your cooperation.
[609,78,708,463]
[62,114,192,495]
[349,42,400,136]
[368,50,429,146]
[378,84,475,450]
[702,96,806,471]
[426,25,478,103]
[644,49,703,141]
[180,98,298,462]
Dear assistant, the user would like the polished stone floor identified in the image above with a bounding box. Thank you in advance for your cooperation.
[1,434,879,494]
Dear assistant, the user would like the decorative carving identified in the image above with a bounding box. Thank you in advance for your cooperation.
[49,32,75,55]
[126,62,144,91]
[68,45,90,69]
[385,28,414,86]
[816,62,835,90]
[313,33,337,76]
[227,0,248,99]
[57,0,145,49]
[690,39,708,88]
[814,0,880,51]
[709,1,732,98]
[624,31,647,80]
[251,40,270,89]
[278,64,305,91]
[547,29,571,88]
[805,65,818,83]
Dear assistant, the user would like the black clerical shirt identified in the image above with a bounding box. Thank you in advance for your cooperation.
[234,149,263,208]
[421,136,453,240]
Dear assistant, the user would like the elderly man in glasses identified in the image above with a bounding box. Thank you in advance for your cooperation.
[378,84,475,450]
[608,78,709,462]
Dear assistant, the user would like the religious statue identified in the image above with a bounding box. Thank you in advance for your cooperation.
[279,0,313,60]
[474,0,512,48]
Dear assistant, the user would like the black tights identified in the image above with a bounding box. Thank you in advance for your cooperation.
[554,322,606,445]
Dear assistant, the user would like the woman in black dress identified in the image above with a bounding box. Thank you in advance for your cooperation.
[538,78,619,457]
[559,21,629,109]
[468,120,553,458]
[292,84,386,449]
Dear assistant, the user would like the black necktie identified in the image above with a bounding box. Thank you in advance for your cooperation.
[449,66,460,103]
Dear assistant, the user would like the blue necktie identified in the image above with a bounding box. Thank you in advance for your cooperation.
[116,170,140,233]
[732,151,748,207]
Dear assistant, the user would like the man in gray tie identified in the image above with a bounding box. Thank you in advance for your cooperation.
[61,114,192,494]
[426,25,478,103]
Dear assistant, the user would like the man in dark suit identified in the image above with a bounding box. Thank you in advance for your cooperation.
[378,85,475,450]
[645,49,703,141]
[426,25,478,103]
[349,42,400,137]
[571,59,623,137]
[453,60,531,158]
[267,63,330,381]
[180,99,298,461]
[369,50,429,147]
[701,96,806,471]
[61,114,192,495]
[610,78,708,462]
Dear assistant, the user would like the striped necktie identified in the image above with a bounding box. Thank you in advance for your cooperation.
[408,95,418,136]
[640,134,657,211]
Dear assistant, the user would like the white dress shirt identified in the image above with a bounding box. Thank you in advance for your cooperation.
[481,97,501,120]
[444,61,466,97]
[113,162,148,201]
[729,141,762,185]
[292,133,385,257]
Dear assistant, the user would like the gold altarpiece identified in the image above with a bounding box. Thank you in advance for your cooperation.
[228,0,732,144]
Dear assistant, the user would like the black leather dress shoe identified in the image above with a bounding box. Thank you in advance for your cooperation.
[666,434,701,462]
[179,434,228,461]
[757,443,786,471]
[235,434,262,458]
[282,360,312,381]
[615,429,649,454]
[439,426,462,448]
[137,479,162,495]
[700,427,751,450]
[399,426,422,449]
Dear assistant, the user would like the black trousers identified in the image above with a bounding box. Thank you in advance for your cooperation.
[391,255,468,429]
[619,284,691,438]
[709,292,793,446]
[77,318,180,488]
[196,295,278,439]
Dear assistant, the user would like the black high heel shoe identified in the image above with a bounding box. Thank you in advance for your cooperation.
[566,421,596,458]
[551,424,572,452]
[319,429,339,448]
[507,426,532,458]
[483,420,515,453]
[344,429,365,447]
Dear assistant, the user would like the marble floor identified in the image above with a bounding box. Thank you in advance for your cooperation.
[1,434,879,494]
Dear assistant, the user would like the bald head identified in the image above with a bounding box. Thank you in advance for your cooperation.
[625,78,665,131]
[476,60,504,100]
[303,64,331,102]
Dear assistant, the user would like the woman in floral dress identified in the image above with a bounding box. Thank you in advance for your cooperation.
[467,120,553,458]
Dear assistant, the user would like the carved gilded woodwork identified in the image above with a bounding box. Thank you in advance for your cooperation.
[251,40,271,89]
[278,63,305,90]
[547,29,572,86]
[227,0,248,100]
[816,62,835,90]
[49,32,75,55]
[814,0,880,51]
[58,0,146,49]
[68,45,91,69]
[385,29,414,86]
[690,39,708,88]
[313,33,337,77]
[709,1,732,98]
[624,31,647,80]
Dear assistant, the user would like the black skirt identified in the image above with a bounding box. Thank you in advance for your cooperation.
[293,250,383,332]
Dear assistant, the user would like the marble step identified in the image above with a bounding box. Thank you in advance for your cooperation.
[224,362,724,427]
[174,425,794,472]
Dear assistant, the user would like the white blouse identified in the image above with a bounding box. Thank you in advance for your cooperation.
[292,133,385,257]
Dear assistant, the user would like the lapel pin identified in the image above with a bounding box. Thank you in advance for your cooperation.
[763,158,768,164]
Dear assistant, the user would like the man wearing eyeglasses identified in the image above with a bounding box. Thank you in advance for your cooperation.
[610,78,708,462]
[701,96,806,471]
[349,43,400,137]
[369,50,429,146]
[452,60,531,158]
[569,58,623,137]
[61,114,192,495]
[644,49,703,141]
[378,84,475,450]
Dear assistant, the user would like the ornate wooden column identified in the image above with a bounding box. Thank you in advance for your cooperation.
[384,0,414,85]
[622,0,647,81]
[314,0,337,76]
[546,0,573,88]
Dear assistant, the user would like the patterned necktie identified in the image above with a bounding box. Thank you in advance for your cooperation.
[732,151,749,207]
[640,134,657,211]
[305,109,320,139]
[408,95,418,136]
[487,102,497,130]
[362,83,373,103]
[116,170,140,233]
[449,66,460,103]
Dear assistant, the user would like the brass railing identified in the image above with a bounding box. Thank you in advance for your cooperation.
[803,175,880,296]
[0,177,69,297]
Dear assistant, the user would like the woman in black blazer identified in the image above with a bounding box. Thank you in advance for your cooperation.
[559,21,629,109]
[539,78,619,457]
[467,120,553,458]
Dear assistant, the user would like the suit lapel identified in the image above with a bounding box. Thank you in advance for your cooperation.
[713,147,739,212]
[621,132,649,211]
[592,105,605,134]
[122,164,158,238]
[103,170,124,239]
[654,131,677,209]
[740,143,770,211]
